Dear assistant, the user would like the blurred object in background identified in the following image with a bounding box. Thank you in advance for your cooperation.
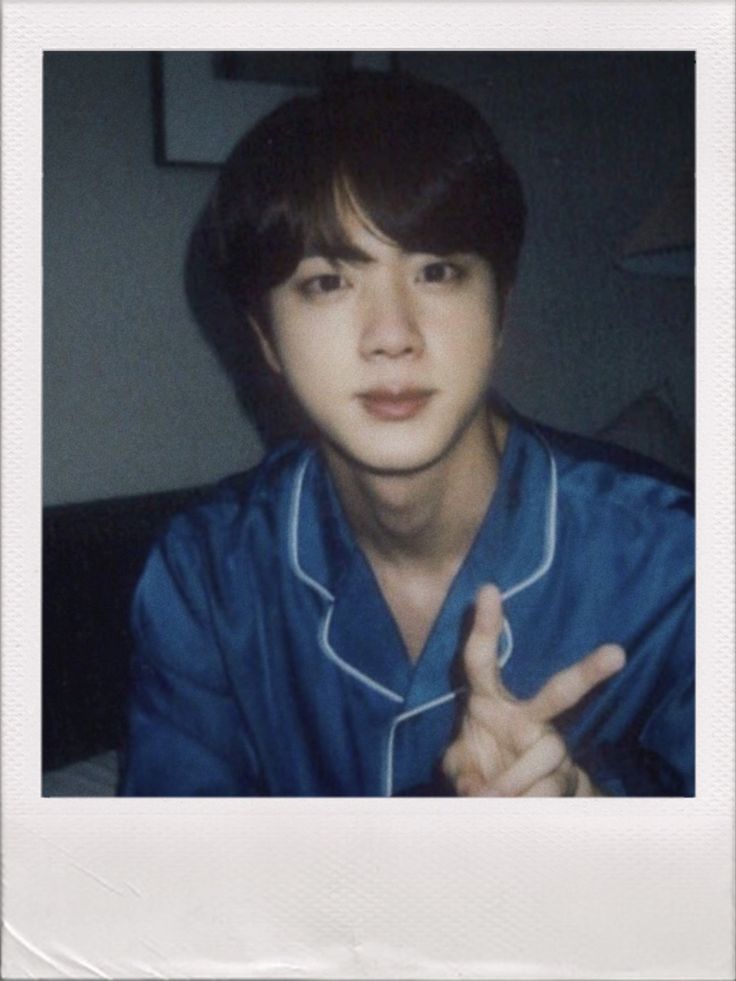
[618,171,694,278]
[597,379,694,480]
[605,168,694,479]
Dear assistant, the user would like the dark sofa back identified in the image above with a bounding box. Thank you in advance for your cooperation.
[43,486,211,771]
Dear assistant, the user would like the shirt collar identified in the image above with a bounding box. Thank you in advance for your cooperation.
[287,416,558,705]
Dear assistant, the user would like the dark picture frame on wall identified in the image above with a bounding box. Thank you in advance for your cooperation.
[151,51,399,167]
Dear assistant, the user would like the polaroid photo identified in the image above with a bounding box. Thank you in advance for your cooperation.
[2,2,734,978]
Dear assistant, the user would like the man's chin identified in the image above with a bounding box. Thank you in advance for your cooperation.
[322,437,450,479]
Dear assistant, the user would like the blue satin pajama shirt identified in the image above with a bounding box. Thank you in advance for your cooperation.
[119,417,694,797]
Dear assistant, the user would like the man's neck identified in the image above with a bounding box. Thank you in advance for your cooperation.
[324,410,507,574]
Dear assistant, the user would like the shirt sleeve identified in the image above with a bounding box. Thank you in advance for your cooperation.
[634,592,695,796]
[118,519,263,796]
[570,584,695,798]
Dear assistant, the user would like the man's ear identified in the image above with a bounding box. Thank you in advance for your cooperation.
[249,315,283,375]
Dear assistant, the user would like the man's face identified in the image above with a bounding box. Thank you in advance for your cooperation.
[257,211,501,476]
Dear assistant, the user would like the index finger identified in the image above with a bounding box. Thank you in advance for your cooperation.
[526,644,626,723]
[463,584,505,698]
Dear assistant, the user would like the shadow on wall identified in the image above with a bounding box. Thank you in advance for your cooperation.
[184,206,314,450]
[596,382,694,482]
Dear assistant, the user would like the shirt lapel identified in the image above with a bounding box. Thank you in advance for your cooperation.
[288,420,556,711]
[401,421,556,709]
[289,449,412,704]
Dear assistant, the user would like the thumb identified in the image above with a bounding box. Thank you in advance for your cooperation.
[463,584,506,698]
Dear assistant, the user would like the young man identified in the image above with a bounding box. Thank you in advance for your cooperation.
[120,72,694,797]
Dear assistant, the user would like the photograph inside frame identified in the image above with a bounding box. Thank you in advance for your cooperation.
[42,50,694,798]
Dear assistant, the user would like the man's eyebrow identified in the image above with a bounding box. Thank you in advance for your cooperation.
[303,243,375,265]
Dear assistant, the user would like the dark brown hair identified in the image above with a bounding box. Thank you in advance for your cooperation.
[208,71,526,327]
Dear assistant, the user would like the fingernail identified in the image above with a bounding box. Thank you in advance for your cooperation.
[602,646,626,672]
[478,583,500,604]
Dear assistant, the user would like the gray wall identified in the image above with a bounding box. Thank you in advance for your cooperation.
[43,52,260,506]
[43,51,694,505]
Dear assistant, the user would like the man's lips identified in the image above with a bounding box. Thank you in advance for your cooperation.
[357,388,435,421]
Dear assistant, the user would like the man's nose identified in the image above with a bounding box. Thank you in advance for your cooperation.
[358,278,424,360]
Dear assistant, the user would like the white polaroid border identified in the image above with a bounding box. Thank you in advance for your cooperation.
[2,3,734,978]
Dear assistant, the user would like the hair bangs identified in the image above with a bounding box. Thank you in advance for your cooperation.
[210,71,526,322]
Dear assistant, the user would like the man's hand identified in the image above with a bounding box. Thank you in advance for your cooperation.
[442,585,625,797]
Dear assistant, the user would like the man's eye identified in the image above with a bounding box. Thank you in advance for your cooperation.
[419,261,462,284]
[300,273,346,296]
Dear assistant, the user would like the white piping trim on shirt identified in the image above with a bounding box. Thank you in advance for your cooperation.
[499,429,558,604]
[289,452,404,705]
[320,605,404,703]
[382,428,559,795]
[289,451,335,604]
[384,691,459,797]
[498,617,513,669]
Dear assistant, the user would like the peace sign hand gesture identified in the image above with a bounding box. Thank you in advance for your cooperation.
[442,585,626,797]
